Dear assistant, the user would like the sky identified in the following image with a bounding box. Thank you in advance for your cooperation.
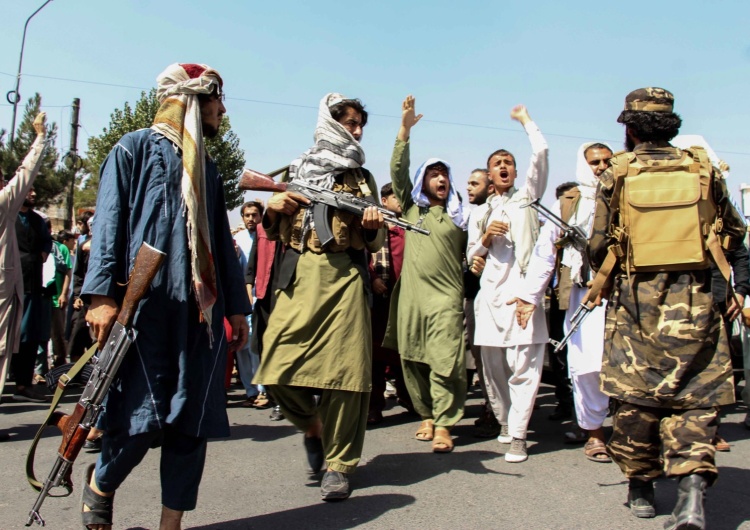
[1,0,749,228]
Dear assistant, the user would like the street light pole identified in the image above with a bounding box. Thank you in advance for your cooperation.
[6,0,55,146]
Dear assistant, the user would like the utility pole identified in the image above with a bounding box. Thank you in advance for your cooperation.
[6,0,55,146]
[64,98,81,229]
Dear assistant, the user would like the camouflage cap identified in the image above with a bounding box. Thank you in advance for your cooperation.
[621,87,674,113]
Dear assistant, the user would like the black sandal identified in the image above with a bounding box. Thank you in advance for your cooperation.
[81,463,114,528]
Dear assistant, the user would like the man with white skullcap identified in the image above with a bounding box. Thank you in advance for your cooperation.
[81,63,250,529]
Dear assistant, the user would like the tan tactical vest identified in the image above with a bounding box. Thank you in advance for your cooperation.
[608,146,719,273]
[279,169,369,253]
[554,187,582,310]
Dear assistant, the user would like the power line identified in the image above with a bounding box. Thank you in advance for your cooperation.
[2,70,749,156]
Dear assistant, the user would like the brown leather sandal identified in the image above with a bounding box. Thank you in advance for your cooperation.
[414,419,434,441]
[432,427,454,453]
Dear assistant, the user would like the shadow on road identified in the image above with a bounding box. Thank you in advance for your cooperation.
[222,423,298,443]
[182,493,415,530]
[356,449,520,490]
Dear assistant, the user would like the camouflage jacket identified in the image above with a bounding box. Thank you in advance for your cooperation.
[589,142,740,408]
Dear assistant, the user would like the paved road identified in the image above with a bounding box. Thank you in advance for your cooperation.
[1,381,748,530]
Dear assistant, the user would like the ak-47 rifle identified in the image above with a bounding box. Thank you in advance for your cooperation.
[522,198,596,354]
[522,198,588,252]
[26,242,166,527]
[548,301,595,354]
[239,169,431,246]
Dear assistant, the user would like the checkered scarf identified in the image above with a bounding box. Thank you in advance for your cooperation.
[288,93,365,189]
[150,63,223,338]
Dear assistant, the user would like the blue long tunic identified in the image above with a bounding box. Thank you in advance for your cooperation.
[82,129,250,438]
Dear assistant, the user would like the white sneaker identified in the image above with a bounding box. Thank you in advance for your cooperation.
[505,438,528,463]
[497,424,512,444]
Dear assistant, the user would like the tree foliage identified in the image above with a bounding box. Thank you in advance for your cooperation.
[79,89,246,210]
[0,93,68,208]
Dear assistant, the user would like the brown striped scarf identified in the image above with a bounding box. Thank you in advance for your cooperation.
[150,63,223,340]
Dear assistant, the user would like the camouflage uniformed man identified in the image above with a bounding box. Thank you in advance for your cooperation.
[589,87,745,530]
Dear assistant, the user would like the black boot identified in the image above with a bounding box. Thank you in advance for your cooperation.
[663,474,707,530]
[628,478,656,518]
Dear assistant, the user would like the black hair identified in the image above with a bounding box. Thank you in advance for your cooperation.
[380,182,394,198]
[583,143,613,158]
[617,111,682,142]
[486,149,516,169]
[57,229,75,242]
[425,162,448,174]
[241,200,264,217]
[77,211,93,224]
[555,181,578,199]
[330,99,368,127]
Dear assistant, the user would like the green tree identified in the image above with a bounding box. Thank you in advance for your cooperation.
[79,89,246,210]
[0,93,68,207]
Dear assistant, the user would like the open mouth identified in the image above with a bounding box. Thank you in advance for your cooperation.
[436,184,448,196]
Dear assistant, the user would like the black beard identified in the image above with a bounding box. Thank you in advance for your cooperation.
[202,125,219,139]
[625,133,636,152]
[23,199,34,208]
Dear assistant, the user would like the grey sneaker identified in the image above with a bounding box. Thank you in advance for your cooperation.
[320,470,350,501]
[744,412,750,430]
[497,424,512,444]
[505,437,528,463]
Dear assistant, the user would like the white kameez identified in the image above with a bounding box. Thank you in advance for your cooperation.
[468,121,549,348]
[518,141,614,430]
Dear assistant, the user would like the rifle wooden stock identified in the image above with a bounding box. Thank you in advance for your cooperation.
[54,405,88,462]
[116,243,166,327]
[239,169,288,193]
[25,242,167,526]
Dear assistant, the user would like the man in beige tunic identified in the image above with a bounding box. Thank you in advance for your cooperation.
[0,113,47,422]
[254,93,385,501]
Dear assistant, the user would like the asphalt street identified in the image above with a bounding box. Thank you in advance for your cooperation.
[1,380,748,530]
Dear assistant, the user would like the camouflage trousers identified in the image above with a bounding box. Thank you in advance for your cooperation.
[608,402,718,483]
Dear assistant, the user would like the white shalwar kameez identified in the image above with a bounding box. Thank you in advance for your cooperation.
[518,142,612,431]
[467,121,548,441]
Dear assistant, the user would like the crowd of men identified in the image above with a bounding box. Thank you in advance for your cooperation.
[1,63,748,530]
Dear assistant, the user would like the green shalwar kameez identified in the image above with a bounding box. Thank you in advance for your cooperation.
[253,169,384,473]
[383,139,468,428]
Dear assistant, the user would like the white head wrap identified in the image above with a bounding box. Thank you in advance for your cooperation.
[411,158,466,229]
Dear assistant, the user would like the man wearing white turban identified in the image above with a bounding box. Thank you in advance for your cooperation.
[511,142,614,464]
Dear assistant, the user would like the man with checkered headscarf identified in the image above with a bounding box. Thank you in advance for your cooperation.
[81,63,250,530]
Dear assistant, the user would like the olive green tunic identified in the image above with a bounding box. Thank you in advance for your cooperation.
[383,139,467,378]
[253,169,384,393]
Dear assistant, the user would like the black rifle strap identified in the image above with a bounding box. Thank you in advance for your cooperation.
[26,342,98,494]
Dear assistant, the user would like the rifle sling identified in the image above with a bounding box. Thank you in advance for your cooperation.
[26,342,99,495]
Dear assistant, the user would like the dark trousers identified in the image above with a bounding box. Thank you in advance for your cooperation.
[11,340,38,387]
[548,293,573,407]
[67,306,92,361]
[95,426,208,511]
[370,358,411,413]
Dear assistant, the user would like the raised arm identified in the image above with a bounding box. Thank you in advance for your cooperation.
[390,95,423,211]
[0,113,47,215]
[511,105,548,200]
